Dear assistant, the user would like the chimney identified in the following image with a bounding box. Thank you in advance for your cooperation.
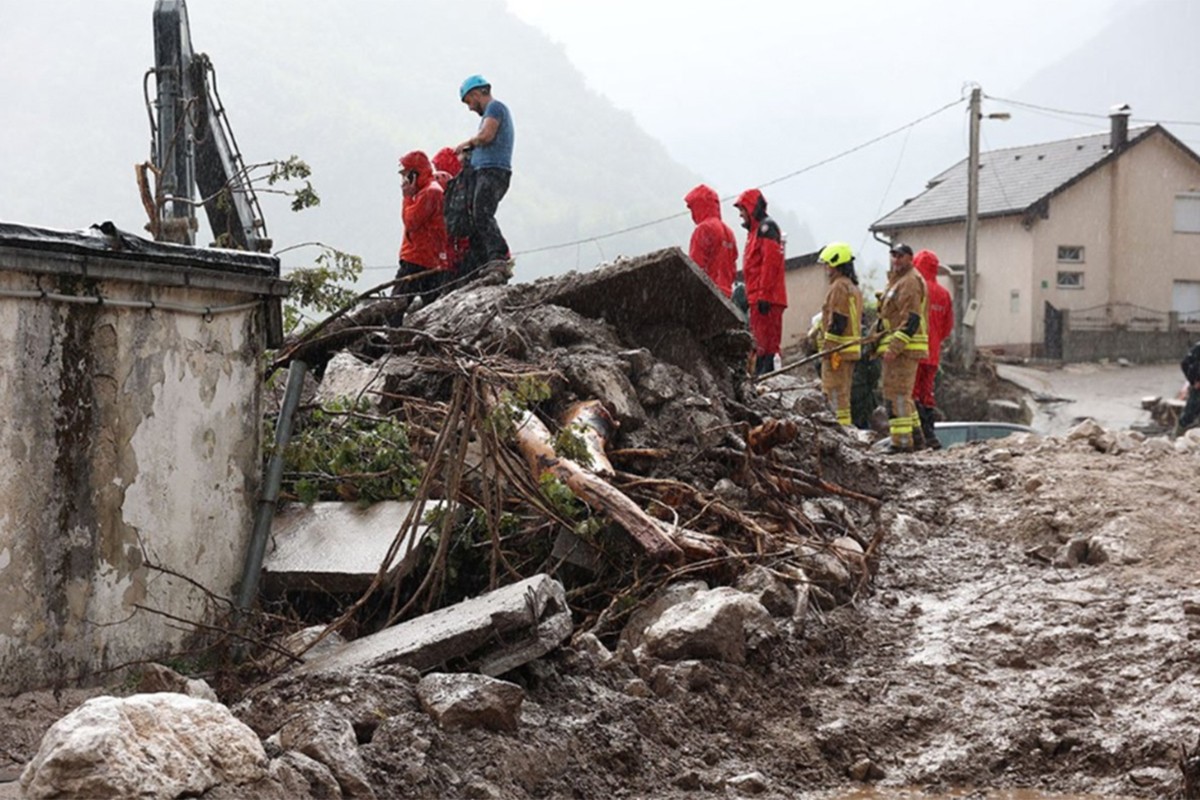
[1110,103,1132,150]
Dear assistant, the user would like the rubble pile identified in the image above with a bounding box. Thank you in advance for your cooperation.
[22,253,1200,799]
[261,248,886,647]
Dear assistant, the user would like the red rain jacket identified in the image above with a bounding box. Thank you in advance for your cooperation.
[399,150,450,271]
[685,184,738,297]
[914,249,953,366]
[735,188,787,307]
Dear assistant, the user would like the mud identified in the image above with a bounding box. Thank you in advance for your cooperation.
[4,254,1199,797]
[5,428,1197,798]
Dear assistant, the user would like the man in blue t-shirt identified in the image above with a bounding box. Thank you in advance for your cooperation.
[454,75,514,268]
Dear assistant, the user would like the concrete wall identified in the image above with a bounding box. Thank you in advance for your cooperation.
[0,233,284,693]
[1108,133,1200,310]
[781,264,827,355]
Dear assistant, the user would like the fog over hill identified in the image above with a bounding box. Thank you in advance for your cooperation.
[0,0,811,285]
[3,1,1194,292]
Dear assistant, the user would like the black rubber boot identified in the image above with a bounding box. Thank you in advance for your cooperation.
[919,404,941,450]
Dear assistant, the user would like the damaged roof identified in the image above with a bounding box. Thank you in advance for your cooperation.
[870,124,1198,231]
[0,220,284,288]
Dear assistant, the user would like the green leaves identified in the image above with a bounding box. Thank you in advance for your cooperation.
[277,397,420,505]
[281,246,364,333]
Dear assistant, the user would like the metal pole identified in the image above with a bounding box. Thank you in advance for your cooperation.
[964,86,981,370]
[236,358,308,612]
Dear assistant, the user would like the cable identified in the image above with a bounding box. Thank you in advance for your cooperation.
[510,96,966,257]
[985,94,1200,128]
[0,285,262,318]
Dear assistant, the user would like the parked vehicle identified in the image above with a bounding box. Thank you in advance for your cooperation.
[871,421,1037,452]
[934,421,1037,448]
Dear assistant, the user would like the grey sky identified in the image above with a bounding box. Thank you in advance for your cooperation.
[506,0,1142,269]
[2,0,1187,293]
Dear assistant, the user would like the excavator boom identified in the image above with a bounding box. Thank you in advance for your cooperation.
[150,0,271,253]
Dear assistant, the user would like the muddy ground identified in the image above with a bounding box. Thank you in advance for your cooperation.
[4,416,1198,798]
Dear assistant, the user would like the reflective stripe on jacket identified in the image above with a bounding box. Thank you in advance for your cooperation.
[819,273,863,360]
[876,266,928,358]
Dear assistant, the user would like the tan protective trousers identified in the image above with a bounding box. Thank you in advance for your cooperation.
[881,356,920,451]
[821,357,856,426]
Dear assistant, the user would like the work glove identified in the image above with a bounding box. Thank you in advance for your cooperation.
[756,299,770,315]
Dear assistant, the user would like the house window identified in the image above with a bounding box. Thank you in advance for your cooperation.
[1057,245,1085,262]
[1176,193,1200,234]
[1057,271,1084,289]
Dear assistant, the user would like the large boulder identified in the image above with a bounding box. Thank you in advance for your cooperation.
[20,694,266,799]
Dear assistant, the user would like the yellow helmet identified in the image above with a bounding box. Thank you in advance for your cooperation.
[818,242,853,267]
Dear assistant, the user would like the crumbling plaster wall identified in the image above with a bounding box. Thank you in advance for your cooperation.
[0,268,263,694]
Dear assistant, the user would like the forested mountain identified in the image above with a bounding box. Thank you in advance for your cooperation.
[0,0,812,283]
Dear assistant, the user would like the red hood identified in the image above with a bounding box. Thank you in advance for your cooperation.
[400,150,435,189]
[914,249,940,282]
[432,147,462,178]
[734,188,765,221]
[685,184,721,224]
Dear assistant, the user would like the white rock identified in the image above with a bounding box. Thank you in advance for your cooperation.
[642,587,776,664]
[21,694,266,800]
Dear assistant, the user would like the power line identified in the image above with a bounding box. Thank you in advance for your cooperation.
[985,94,1200,127]
[511,96,966,257]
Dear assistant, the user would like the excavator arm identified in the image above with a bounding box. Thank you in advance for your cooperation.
[149,0,271,253]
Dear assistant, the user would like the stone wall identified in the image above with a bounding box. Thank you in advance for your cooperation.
[0,224,286,693]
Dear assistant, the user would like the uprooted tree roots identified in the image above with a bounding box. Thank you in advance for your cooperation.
[244,265,885,675]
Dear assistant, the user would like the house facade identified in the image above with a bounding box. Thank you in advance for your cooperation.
[0,222,287,693]
[871,115,1200,357]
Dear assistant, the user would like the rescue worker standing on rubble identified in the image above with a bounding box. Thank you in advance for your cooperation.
[815,242,864,427]
[1177,339,1200,434]
[912,249,954,449]
[684,184,738,298]
[455,75,514,271]
[391,150,450,326]
[876,243,928,452]
[734,188,787,375]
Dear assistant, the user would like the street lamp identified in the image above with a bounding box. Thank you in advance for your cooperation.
[962,85,1010,370]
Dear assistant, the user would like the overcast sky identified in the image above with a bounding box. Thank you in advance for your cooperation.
[2,0,1185,288]
[504,0,1144,267]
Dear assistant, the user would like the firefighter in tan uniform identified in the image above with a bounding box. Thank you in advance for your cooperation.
[815,242,864,426]
[875,243,928,452]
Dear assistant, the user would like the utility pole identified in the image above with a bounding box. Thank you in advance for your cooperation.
[963,85,981,370]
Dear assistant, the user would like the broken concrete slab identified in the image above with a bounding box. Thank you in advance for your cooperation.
[264,501,444,594]
[296,575,571,678]
[534,249,743,345]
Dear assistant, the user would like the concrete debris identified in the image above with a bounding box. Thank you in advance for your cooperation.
[532,248,744,352]
[735,565,800,619]
[296,575,571,678]
[135,662,219,702]
[641,586,777,664]
[619,580,709,651]
[416,673,525,731]
[277,703,377,799]
[725,771,769,794]
[314,351,384,410]
[264,500,445,594]
[20,694,266,800]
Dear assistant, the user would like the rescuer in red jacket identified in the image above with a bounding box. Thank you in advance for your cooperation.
[684,184,738,298]
[912,249,954,449]
[431,146,470,276]
[391,150,450,325]
[734,188,788,375]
